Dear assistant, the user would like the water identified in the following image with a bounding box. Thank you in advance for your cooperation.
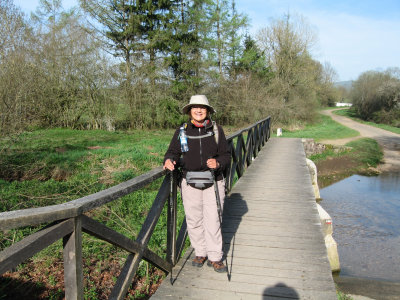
[320,172,400,282]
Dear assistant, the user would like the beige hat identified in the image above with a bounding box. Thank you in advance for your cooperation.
[182,95,216,114]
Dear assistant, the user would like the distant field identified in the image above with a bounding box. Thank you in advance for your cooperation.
[280,114,359,141]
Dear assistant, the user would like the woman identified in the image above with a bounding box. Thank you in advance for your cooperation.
[163,95,231,273]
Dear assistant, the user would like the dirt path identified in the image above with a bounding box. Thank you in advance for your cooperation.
[320,109,400,172]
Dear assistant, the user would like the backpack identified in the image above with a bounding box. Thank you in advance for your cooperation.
[183,121,219,144]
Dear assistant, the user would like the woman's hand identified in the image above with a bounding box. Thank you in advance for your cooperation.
[163,159,176,171]
[207,158,219,170]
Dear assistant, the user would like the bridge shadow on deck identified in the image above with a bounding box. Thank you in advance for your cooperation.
[221,192,248,281]
[161,188,305,299]
[169,247,193,285]
[223,193,300,300]
[262,283,300,299]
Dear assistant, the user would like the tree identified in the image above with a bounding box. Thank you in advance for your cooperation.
[165,0,206,100]
[351,69,400,122]
[205,0,247,80]
[315,62,340,107]
[81,0,174,80]
[80,0,178,128]
[0,0,27,60]
[225,0,247,78]
[208,0,229,77]
[0,0,33,134]
[236,35,270,78]
[253,13,324,125]
[256,13,317,103]
[25,0,115,129]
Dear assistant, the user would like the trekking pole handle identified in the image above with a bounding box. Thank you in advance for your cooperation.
[207,155,220,170]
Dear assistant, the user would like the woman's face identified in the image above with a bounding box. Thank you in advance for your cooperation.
[190,105,208,123]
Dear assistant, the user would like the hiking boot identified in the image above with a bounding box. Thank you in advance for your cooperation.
[207,260,227,273]
[192,256,207,267]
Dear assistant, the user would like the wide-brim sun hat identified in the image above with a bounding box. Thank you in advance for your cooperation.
[182,95,216,114]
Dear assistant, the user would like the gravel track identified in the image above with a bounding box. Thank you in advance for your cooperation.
[320,109,400,172]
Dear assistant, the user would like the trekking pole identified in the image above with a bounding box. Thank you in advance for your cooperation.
[167,169,177,284]
[210,168,230,280]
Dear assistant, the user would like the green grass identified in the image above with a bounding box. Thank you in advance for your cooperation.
[335,108,400,134]
[0,128,174,211]
[0,128,183,298]
[320,106,342,111]
[0,127,180,246]
[308,144,346,163]
[309,138,383,169]
[278,111,383,176]
[337,288,354,300]
[280,114,359,141]
[346,138,383,168]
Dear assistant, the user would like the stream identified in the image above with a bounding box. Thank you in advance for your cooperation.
[320,172,400,282]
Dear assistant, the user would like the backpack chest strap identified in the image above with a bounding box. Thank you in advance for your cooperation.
[186,132,214,139]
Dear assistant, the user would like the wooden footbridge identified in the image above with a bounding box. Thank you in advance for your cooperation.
[152,138,337,300]
[0,117,336,299]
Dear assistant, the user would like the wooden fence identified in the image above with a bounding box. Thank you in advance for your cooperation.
[0,116,271,299]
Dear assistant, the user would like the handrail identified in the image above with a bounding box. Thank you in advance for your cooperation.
[0,116,271,299]
[0,167,165,231]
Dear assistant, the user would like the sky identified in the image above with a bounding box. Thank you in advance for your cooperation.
[13,0,400,82]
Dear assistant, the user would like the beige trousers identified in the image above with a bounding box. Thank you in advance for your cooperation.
[181,178,225,262]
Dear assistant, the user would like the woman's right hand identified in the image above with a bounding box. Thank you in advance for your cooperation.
[163,159,176,171]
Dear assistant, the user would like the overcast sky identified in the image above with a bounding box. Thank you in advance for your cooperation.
[14,0,400,82]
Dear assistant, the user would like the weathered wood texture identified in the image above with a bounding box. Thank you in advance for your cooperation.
[151,138,337,300]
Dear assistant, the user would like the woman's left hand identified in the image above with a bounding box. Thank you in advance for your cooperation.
[207,158,219,170]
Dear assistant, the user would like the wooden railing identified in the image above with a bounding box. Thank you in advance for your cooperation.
[0,116,271,299]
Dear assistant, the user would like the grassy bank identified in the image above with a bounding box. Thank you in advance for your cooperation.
[337,288,354,300]
[0,128,182,299]
[312,138,382,188]
[281,113,383,188]
[281,114,359,141]
[0,128,174,210]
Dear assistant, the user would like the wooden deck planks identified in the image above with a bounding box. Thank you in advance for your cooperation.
[151,138,337,299]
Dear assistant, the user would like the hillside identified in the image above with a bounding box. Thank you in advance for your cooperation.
[334,80,353,90]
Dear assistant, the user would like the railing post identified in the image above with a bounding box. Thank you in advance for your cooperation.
[246,129,253,166]
[63,216,83,300]
[166,171,177,266]
[258,122,264,151]
[261,121,267,145]
[252,126,258,158]
[226,140,234,193]
[237,134,244,177]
